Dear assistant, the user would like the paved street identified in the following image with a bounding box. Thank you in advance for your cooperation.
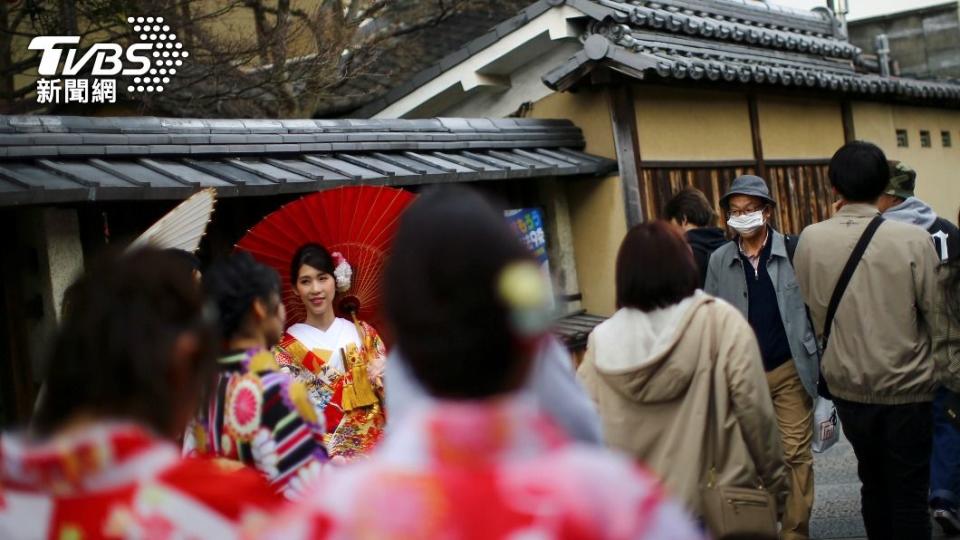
[811,432,949,540]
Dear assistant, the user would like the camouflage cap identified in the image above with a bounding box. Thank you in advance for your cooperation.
[885,162,916,200]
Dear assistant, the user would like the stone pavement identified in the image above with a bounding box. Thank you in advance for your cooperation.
[810,431,949,540]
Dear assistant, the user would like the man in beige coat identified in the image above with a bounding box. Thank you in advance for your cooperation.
[794,141,940,540]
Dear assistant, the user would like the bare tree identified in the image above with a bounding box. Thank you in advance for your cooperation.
[0,0,504,118]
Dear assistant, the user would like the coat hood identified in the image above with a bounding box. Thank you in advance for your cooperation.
[589,291,712,403]
[885,197,937,230]
[686,227,728,253]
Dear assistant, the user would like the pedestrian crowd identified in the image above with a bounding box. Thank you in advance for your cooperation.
[0,140,957,540]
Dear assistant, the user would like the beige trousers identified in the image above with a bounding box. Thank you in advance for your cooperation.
[767,360,815,540]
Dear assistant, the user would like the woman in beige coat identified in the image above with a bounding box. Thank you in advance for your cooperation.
[578,220,787,522]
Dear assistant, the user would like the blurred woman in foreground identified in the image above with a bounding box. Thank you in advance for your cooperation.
[259,187,702,539]
[0,249,278,539]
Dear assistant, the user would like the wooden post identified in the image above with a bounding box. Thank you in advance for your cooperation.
[608,84,645,226]
[747,94,766,179]
[841,100,856,143]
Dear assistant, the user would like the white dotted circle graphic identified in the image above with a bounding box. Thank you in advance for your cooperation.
[128,16,186,94]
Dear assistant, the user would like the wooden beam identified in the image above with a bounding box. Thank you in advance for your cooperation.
[747,93,767,178]
[608,84,645,226]
[841,100,856,143]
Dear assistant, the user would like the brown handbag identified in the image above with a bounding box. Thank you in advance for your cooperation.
[699,345,779,537]
[700,471,778,537]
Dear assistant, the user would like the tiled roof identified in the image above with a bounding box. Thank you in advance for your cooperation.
[354,0,960,116]
[0,116,616,206]
[544,0,960,103]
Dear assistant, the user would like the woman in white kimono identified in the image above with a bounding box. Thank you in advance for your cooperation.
[275,243,386,459]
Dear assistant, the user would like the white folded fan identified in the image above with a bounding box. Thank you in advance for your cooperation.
[128,188,217,253]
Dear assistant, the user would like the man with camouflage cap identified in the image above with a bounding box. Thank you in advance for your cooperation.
[878,162,960,534]
[878,162,959,263]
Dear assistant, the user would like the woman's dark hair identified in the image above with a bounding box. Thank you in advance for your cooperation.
[616,220,698,311]
[385,186,532,399]
[164,248,202,272]
[33,248,217,436]
[828,141,889,203]
[290,243,335,285]
[204,252,281,339]
[664,187,717,227]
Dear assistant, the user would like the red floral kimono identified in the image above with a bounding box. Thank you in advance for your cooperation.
[0,422,279,539]
[274,318,386,459]
[254,398,705,540]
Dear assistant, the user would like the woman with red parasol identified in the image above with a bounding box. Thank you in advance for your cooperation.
[274,244,387,459]
[236,186,416,459]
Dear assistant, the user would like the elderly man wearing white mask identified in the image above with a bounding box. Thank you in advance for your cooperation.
[705,175,820,540]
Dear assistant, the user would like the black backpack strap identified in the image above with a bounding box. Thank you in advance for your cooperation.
[821,215,884,351]
[785,234,798,265]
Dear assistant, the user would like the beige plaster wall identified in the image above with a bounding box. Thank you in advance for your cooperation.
[632,85,754,161]
[758,96,845,159]
[530,87,616,159]
[853,101,960,221]
[565,174,626,317]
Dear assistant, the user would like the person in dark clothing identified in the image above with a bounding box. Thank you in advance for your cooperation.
[877,162,960,534]
[877,162,960,263]
[664,187,727,287]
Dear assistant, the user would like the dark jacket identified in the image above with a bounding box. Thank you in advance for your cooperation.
[687,227,727,288]
[884,196,960,263]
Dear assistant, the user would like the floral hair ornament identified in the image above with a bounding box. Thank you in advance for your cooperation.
[331,251,353,293]
[497,261,553,337]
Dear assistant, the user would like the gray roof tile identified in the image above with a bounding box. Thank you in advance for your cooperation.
[0,114,616,206]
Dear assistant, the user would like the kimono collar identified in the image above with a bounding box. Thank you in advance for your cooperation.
[0,422,178,495]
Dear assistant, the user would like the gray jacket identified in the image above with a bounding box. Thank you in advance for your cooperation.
[704,229,820,398]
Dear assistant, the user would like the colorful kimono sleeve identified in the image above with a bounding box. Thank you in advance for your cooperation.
[219,367,329,500]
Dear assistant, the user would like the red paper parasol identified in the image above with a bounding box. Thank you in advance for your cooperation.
[235,186,416,333]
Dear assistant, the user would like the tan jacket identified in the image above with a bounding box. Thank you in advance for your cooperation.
[577,292,787,517]
[794,203,940,405]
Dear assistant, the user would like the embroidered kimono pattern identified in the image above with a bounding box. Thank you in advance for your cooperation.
[186,348,328,499]
[0,422,279,539]
[255,398,705,540]
[274,318,386,459]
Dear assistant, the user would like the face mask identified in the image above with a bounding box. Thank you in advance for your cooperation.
[727,210,765,236]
